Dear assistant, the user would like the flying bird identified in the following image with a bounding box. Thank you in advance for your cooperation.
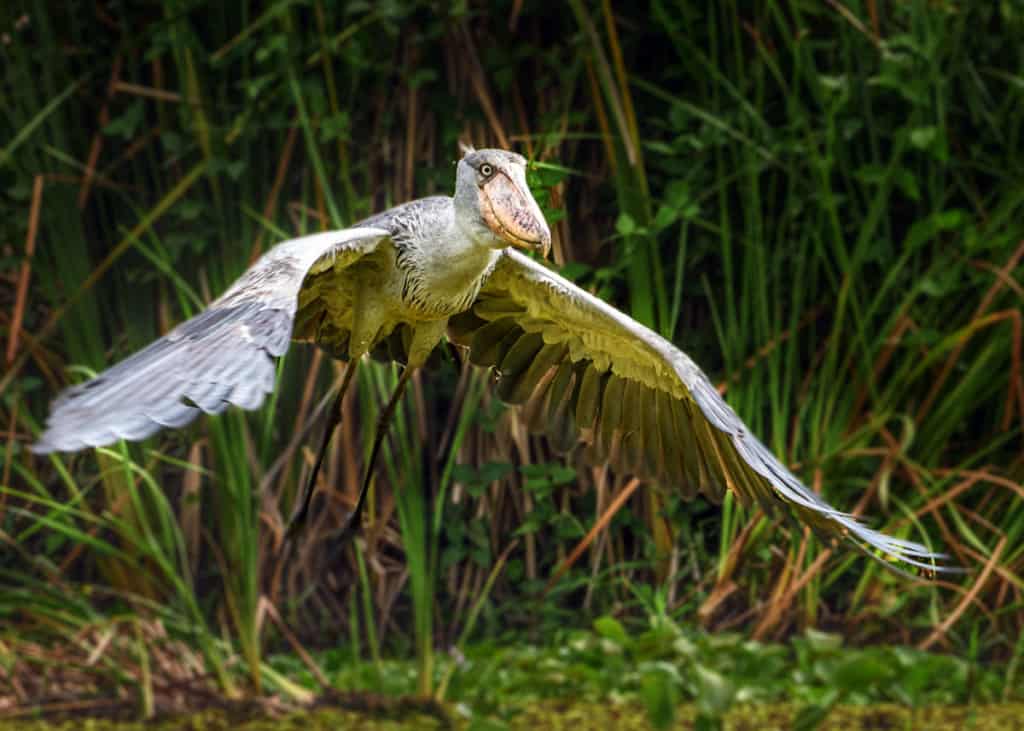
[33,147,942,571]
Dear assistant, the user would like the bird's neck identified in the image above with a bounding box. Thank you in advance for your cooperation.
[396,198,501,314]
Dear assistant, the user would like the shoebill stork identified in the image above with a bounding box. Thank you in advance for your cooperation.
[32,147,941,571]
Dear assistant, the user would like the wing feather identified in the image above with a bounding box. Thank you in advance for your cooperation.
[449,250,945,570]
[33,227,389,453]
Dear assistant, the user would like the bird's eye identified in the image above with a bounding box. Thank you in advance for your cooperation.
[479,164,494,178]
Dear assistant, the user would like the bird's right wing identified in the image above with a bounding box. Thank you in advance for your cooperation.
[33,228,390,453]
[450,250,944,571]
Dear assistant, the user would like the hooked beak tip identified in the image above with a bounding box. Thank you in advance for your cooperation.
[537,228,552,259]
[512,226,550,258]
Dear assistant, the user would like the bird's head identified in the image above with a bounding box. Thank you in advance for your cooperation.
[454,147,551,258]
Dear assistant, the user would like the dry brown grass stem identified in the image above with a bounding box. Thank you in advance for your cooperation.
[250,122,300,263]
[260,596,326,691]
[600,0,643,181]
[456,24,510,150]
[6,175,43,366]
[78,55,121,209]
[111,81,187,104]
[917,240,1024,425]
[920,536,1007,651]
[543,477,642,596]
[825,0,880,45]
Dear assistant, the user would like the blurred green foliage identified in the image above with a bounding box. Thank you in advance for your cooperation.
[1,0,1023,722]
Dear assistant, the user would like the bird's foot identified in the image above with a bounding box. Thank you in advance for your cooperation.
[283,508,309,546]
[325,500,365,547]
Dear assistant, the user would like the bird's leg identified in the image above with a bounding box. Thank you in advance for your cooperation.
[285,361,358,541]
[333,364,416,543]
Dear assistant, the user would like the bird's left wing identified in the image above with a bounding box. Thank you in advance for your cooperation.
[33,228,390,453]
[449,250,942,570]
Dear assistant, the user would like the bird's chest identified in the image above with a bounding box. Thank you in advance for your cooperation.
[394,243,500,321]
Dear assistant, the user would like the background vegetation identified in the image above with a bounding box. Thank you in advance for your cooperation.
[2,0,1023,726]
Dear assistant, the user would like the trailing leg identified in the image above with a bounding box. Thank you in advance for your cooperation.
[333,365,416,542]
[285,362,358,541]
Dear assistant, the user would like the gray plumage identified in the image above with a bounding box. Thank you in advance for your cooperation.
[32,228,389,452]
[33,148,944,571]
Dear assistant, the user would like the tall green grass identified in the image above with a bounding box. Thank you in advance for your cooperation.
[2,0,1022,705]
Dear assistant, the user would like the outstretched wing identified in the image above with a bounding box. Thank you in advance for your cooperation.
[33,228,390,453]
[449,250,942,570]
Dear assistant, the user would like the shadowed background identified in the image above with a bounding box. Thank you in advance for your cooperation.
[2,0,1023,717]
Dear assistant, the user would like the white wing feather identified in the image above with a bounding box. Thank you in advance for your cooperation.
[33,228,389,453]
